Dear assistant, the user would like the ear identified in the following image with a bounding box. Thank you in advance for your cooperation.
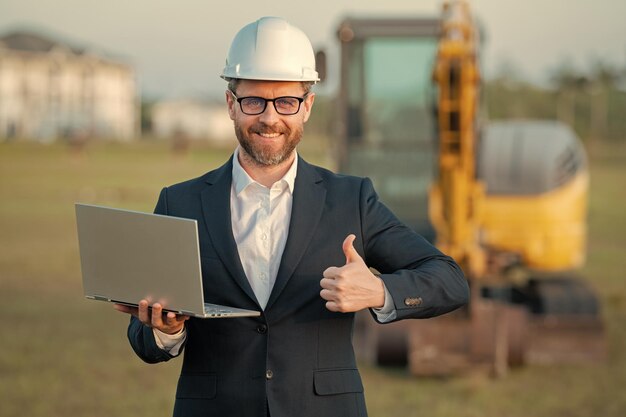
[225,90,236,120]
[302,93,315,123]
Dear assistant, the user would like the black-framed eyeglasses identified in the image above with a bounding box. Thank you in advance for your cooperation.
[230,92,308,115]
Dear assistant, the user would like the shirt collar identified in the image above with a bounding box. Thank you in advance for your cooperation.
[232,146,298,196]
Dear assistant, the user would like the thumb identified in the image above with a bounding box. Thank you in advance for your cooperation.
[342,234,363,264]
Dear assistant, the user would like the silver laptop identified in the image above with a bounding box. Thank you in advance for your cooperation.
[75,203,260,318]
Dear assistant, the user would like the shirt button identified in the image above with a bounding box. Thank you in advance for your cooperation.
[256,324,267,334]
[266,369,274,380]
[261,233,268,241]
[260,272,267,281]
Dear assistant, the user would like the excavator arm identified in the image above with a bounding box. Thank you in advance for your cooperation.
[429,0,486,278]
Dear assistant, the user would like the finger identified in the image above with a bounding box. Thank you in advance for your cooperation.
[325,301,339,312]
[151,303,165,328]
[137,300,150,324]
[319,288,335,301]
[320,277,337,290]
[176,314,191,323]
[163,311,175,326]
[165,311,189,325]
[323,266,340,279]
[342,234,363,264]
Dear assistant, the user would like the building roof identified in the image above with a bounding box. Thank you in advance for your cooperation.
[0,29,131,67]
[0,30,86,54]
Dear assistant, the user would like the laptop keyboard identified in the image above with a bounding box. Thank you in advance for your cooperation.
[203,303,235,315]
[200,303,260,317]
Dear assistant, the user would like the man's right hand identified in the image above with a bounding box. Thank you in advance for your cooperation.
[114,300,189,335]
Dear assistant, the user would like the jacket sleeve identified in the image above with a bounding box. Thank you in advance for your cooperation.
[125,187,185,363]
[127,316,178,363]
[359,178,469,322]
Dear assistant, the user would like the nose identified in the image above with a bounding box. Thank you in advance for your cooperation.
[258,100,280,125]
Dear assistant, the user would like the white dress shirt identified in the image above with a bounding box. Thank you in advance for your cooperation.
[154,148,395,353]
[230,147,296,309]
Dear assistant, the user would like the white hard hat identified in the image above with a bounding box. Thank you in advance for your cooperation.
[221,16,319,83]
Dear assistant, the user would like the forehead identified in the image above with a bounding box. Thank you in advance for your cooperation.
[235,80,305,97]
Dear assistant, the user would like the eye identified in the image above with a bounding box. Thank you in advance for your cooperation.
[275,97,298,109]
[242,97,264,108]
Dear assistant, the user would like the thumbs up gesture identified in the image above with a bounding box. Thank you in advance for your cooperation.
[320,234,386,312]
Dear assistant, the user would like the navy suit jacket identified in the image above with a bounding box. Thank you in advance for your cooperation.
[127,156,468,417]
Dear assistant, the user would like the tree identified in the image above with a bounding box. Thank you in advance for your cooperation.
[588,59,620,141]
[549,59,588,130]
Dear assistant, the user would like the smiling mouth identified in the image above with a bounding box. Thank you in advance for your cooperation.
[257,132,282,138]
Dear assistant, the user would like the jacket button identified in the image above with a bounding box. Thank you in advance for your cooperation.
[266,369,274,380]
[256,324,267,334]
[404,297,423,306]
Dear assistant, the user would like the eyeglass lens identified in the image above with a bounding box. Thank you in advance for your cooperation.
[240,96,303,115]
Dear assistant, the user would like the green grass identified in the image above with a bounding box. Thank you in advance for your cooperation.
[1,139,624,417]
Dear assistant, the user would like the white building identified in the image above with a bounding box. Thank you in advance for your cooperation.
[0,30,138,141]
[152,98,234,144]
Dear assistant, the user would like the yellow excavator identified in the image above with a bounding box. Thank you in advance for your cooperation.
[331,0,605,375]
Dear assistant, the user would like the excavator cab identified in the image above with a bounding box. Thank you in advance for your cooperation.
[336,17,441,240]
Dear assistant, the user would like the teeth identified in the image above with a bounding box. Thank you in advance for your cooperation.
[259,132,280,138]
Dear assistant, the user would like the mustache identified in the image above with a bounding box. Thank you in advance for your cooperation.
[250,123,288,135]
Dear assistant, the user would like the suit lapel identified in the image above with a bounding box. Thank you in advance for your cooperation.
[266,158,326,309]
[200,158,260,307]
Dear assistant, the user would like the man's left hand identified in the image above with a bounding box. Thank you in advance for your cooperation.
[320,234,385,312]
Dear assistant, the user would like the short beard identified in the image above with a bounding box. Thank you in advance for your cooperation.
[234,120,303,167]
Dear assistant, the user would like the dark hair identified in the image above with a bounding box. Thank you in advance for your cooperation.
[227,79,314,95]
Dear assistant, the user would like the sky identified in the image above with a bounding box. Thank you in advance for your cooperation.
[1,0,625,99]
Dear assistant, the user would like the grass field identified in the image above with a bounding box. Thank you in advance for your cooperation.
[1,139,624,417]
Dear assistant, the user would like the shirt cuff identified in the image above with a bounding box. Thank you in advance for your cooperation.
[371,282,397,323]
[153,327,187,356]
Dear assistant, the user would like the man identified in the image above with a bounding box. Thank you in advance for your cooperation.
[115,16,468,417]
